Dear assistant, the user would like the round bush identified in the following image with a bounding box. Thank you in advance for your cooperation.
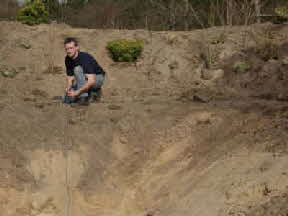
[107,39,144,62]
[275,6,288,17]
[17,0,49,25]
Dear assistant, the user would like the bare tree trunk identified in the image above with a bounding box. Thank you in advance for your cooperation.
[168,0,176,30]
[254,0,261,23]
[183,0,189,30]
[226,0,233,25]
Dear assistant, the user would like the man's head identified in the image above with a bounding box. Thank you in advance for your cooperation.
[64,37,79,59]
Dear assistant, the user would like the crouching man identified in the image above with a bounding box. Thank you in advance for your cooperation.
[63,37,106,106]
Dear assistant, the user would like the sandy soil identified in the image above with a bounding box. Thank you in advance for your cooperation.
[1,21,288,216]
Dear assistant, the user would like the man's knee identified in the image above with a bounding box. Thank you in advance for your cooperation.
[95,74,105,89]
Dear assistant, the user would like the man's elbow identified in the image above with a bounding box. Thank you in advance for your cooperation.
[67,76,75,82]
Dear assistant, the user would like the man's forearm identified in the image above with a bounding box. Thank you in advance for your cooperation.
[66,77,74,90]
[77,81,94,94]
[76,74,96,95]
[66,82,73,90]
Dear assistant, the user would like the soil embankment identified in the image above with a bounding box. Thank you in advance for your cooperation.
[1,21,288,216]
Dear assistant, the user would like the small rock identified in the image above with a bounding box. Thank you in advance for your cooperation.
[20,43,31,49]
[18,38,31,49]
[193,94,209,103]
[108,104,122,110]
[165,34,177,44]
[168,60,179,70]
[282,57,288,65]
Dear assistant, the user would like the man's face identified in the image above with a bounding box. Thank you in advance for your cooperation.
[64,42,79,59]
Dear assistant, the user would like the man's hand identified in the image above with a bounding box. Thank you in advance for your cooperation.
[65,87,71,93]
[67,89,80,97]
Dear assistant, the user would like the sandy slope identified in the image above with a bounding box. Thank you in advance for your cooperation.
[1,21,288,216]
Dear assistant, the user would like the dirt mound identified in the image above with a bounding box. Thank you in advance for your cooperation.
[1,21,288,216]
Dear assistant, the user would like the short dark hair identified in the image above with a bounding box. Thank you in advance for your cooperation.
[64,37,78,46]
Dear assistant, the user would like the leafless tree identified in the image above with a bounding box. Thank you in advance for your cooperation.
[254,0,261,23]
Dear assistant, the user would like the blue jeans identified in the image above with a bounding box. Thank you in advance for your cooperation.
[63,66,105,103]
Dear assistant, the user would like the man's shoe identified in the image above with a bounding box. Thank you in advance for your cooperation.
[78,97,89,106]
[63,94,77,104]
[90,88,102,103]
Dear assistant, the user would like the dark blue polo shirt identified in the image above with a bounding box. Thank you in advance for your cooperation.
[65,52,105,76]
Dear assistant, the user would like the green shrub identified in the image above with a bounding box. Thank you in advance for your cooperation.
[274,6,288,23]
[17,0,49,25]
[275,6,288,17]
[107,39,144,62]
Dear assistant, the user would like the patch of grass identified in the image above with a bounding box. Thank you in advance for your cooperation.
[250,28,280,61]
[255,41,279,61]
[210,32,227,45]
[233,61,251,73]
[199,44,221,69]
[0,64,18,78]
[107,39,144,62]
